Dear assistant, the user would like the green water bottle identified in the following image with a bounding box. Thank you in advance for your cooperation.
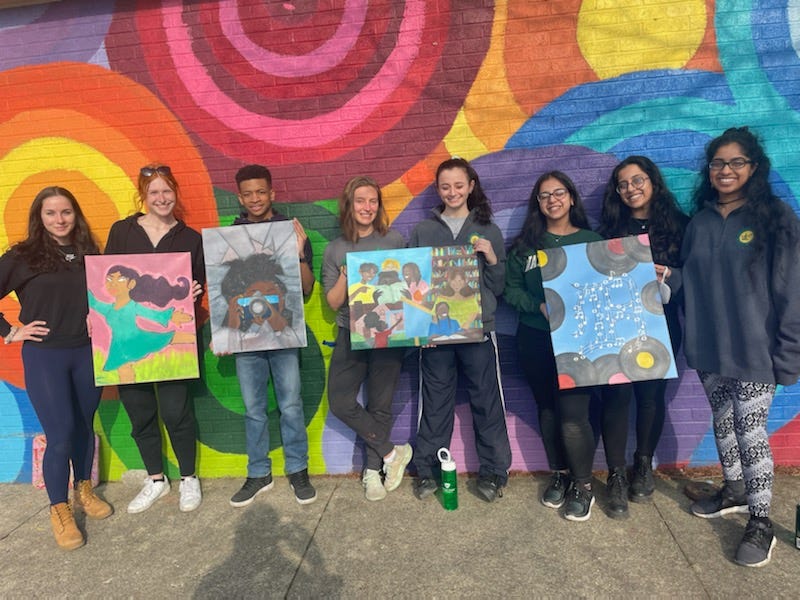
[438,447,458,510]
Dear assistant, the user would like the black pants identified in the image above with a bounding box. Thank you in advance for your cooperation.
[23,344,101,504]
[327,326,404,471]
[601,380,667,468]
[414,333,511,483]
[119,381,197,477]
[517,324,594,483]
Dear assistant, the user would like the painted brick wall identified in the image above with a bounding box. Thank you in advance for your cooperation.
[0,0,798,482]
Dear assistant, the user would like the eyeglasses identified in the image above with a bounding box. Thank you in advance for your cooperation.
[616,174,649,194]
[140,165,172,177]
[708,158,752,171]
[537,188,569,203]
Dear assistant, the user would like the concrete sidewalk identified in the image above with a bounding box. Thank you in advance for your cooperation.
[1,473,798,599]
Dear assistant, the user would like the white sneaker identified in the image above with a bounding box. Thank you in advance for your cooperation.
[383,444,413,492]
[179,476,202,512]
[127,476,170,514]
[363,469,387,501]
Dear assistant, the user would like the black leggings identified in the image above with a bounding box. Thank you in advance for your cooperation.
[119,381,197,477]
[23,344,101,505]
[517,324,594,483]
[601,380,667,468]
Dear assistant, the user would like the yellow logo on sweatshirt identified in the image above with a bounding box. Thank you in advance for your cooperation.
[738,229,754,244]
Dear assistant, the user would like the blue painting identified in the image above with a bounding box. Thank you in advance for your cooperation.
[542,235,677,389]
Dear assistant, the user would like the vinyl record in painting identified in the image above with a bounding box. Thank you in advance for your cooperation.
[622,234,653,263]
[544,288,565,331]
[540,247,567,281]
[586,239,637,275]
[555,352,597,389]
[593,354,630,385]
[619,336,671,381]
[641,281,664,315]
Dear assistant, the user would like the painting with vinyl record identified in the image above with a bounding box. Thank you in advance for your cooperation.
[345,245,483,349]
[541,235,677,389]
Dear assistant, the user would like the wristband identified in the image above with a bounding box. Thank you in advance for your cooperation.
[4,326,18,345]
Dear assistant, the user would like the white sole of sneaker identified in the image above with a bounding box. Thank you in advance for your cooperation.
[735,536,776,568]
[563,496,595,522]
[127,484,170,514]
[229,480,274,508]
[291,487,318,505]
[691,504,749,519]
[541,497,565,509]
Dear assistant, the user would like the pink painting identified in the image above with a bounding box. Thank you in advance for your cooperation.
[85,253,199,386]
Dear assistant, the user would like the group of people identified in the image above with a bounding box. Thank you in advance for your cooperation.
[1,126,797,569]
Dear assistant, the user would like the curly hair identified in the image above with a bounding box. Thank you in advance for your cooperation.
[512,171,590,251]
[435,158,494,225]
[106,265,190,307]
[12,186,99,272]
[601,156,687,263]
[692,126,792,261]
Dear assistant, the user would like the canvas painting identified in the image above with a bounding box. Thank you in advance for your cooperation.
[346,245,483,349]
[203,221,307,354]
[86,253,199,386]
[542,235,678,389]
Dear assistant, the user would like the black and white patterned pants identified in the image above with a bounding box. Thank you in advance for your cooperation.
[698,372,775,518]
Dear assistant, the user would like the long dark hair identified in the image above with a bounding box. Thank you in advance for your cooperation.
[12,186,99,272]
[512,171,590,251]
[107,265,190,307]
[435,158,493,225]
[692,126,790,260]
[601,156,686,261]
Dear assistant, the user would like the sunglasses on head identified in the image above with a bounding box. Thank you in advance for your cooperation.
[140,165,172,177]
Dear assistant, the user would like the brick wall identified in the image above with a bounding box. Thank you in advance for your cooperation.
[0,0,798,481]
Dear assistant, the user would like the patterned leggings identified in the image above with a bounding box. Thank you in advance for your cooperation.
[699,372,775,518]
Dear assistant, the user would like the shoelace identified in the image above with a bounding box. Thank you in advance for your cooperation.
[609,473,625,494]
[742,521,770,546]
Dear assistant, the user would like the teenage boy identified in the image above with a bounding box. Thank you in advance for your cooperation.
[226,164,316,506]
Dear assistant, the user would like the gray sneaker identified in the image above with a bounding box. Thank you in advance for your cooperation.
[230,475,273,507]
[735,518,776,567]
[690,482,748,518]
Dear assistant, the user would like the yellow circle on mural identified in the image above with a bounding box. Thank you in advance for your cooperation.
[577,0,707,79]
[636,351,655,370]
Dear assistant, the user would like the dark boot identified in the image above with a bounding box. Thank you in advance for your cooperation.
[606,467,629,519]
[629,453,655,502]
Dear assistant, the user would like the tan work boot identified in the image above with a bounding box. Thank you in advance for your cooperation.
[49,502,84,550]
[73,480,113,519]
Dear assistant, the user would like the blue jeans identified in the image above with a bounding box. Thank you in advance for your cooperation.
[235,348,309,477]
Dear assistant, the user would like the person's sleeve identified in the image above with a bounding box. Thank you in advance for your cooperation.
[503,250,542,314]
[0,252,17,336]
[104,221,125,255]
[771,217,800,385]
[321,243,340,295]
[191,233,206,288]
[481,225,506,297]
[134,302,175,327]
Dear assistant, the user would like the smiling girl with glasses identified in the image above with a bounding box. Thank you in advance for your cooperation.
[597,156,689,519]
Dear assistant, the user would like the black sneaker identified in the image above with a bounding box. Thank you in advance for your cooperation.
[735,518,776,567]
[606,468,629,519]
[230,475,273,507]
[563,482,594,522]
[476,474,504,503]
[629,452,655,502]
[413,477,438,500]
[690,481,748,518]
[541,471,569,509]
[288,469,317,505]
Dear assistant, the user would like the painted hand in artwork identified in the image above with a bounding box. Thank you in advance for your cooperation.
[170,308,194,325]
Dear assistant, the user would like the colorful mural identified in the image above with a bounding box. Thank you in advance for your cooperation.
[0,0,798,483]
